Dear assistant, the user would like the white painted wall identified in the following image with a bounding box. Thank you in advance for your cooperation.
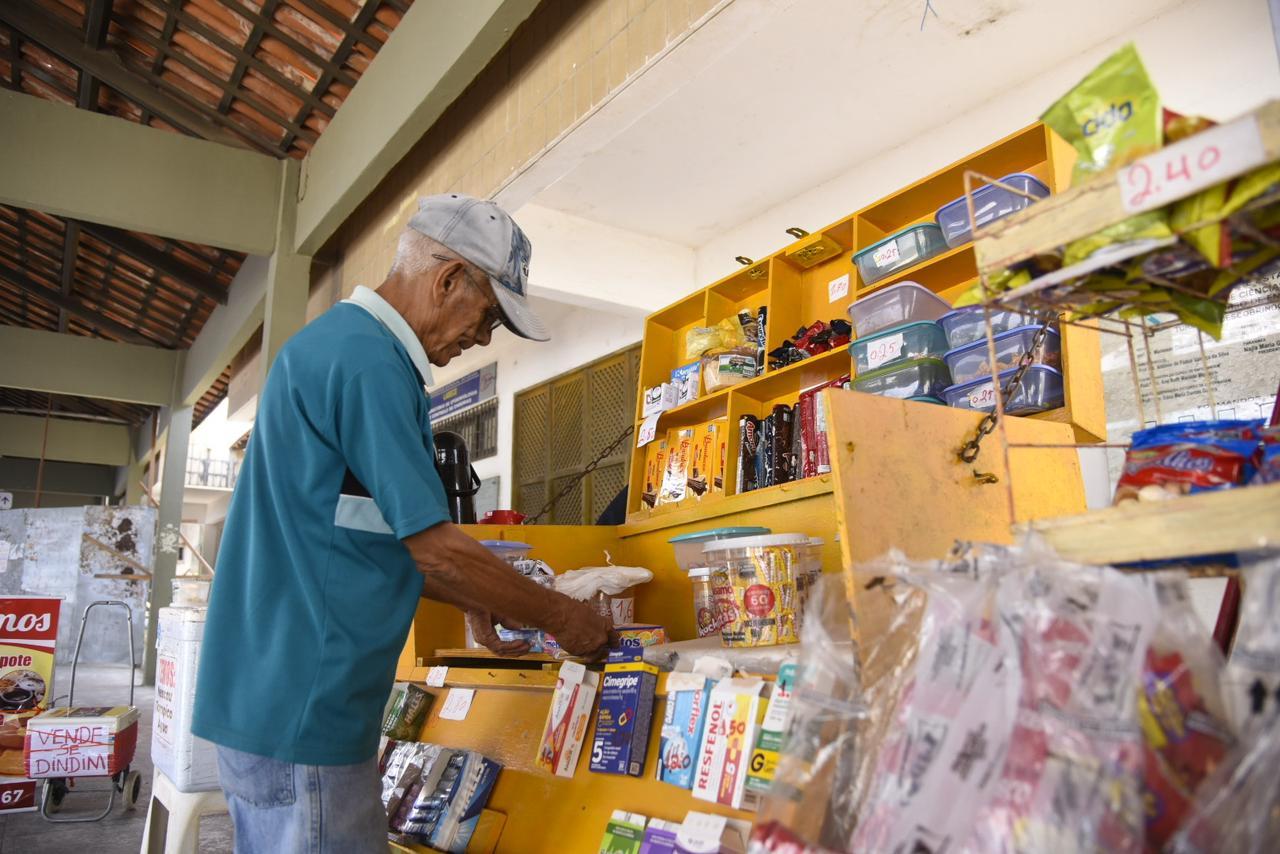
[693,0,1280,283]
[425,295,643,509]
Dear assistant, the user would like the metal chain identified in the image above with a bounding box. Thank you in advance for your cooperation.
[958,319,1053,464]
[523,423,635,524]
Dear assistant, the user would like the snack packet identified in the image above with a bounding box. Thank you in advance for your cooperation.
[1251,426,1280,485]
[1113,420,1262,504]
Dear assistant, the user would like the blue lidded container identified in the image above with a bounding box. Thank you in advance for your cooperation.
[942,365,1064,415]
[943,325,1062,386]
[853,224,948,286]
[669,526,771,571]
[937,305,1047,350]
[849,320,949,376]
[935,173,1050,248]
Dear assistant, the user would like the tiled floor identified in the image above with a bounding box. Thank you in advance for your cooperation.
[0,665,233,854]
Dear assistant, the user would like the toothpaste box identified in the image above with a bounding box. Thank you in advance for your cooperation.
[659,672,713,789]
[640,818,681,854]
[590,650,659,777]
[536,661,599,777]
[743,662,797,800]
[691,677,766,809]
[599,809,649,854]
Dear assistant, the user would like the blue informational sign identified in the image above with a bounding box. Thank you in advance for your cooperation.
[429,362,497,421]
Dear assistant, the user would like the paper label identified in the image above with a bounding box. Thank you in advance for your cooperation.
[865,332,906,370]
[637,412,661,447]
[828,273,850,302]
[1118,115,1267,213]
[872,240,901,268]
[439,688,475,721]
[967,381,996,411]
[426,666,448,688]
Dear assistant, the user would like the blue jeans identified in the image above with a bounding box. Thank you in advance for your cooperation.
[215,745,387,854]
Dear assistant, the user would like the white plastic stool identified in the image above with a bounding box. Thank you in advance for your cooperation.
[140,769,228,854]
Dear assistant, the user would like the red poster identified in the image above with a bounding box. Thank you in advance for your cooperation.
[0,597,61,813]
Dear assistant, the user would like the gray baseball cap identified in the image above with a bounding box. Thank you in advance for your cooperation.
[407,194,549,342]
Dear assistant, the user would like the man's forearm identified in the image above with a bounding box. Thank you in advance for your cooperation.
[405,522,575,634]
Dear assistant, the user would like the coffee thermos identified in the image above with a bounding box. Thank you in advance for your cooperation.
[433,431,481,523]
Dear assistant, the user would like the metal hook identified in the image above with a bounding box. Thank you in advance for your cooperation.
[785,227,809,239]
[972,470,999,484]
[734,256,754,266]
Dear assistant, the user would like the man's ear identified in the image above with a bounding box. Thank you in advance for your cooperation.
[431,260,467,301]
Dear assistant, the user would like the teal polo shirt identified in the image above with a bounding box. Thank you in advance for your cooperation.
[192,286,451,765]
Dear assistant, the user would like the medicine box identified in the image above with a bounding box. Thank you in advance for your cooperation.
[590,650,659,777]
[658,671,714,789]
[744,662,797,798]
[691,677,766,809]
[671,362,701,406]
[599,809,648,854]
[643,383,678,416]
[536,661,599,777]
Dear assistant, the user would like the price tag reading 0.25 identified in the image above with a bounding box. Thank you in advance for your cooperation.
[865,333,905,371]
[1118,115,1267,214]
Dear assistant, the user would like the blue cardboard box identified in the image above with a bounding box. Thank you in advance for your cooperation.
[589,650,659,777]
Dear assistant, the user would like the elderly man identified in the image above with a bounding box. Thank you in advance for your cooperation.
[192,195,613,853]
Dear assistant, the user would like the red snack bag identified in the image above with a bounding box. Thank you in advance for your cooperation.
[1113,420,1261,504]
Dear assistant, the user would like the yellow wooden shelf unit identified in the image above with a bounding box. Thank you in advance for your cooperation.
[627,121,1105,525]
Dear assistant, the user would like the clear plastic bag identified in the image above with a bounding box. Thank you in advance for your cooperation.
[754,574,866,850]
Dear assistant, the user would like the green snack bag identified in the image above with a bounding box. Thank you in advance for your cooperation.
[382,683,433,741]
[1042,43,1163,186]
[1062,210,1172,267]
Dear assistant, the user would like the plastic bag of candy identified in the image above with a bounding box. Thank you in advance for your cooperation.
[1113,419,1263,504]
[1251,426,1279,485]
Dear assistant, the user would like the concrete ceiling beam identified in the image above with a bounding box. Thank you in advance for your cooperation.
[0,325,180,405]
[0,412,131,466]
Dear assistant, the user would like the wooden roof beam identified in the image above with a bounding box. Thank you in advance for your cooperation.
[0,265,165,347]
[78,222,229,306]
[0,0,253,151]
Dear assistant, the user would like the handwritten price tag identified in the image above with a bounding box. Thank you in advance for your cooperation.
[828,273,850,303]
[967,381,997,411]
[425,666,448,688]
[439,687,475,721]
[865,332,905,370]
[637,412,661,447]
[872,241,901,268]
[1118,115,1267,214]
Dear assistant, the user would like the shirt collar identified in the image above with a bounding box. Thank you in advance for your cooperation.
[341,286,434,385]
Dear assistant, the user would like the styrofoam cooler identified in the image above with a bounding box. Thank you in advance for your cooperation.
[152,606,219,791]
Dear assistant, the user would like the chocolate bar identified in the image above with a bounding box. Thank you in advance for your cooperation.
[737,416,760,493]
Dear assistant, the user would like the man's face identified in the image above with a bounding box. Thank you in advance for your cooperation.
[415,259,500,367]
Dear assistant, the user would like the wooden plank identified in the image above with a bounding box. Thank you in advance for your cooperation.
[1020,482,1280,565]
[620,475,834,536]
[975,100,1280,274]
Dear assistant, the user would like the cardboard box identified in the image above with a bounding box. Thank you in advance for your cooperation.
[640,818,680,854]
[536,662,599,777]
[659,428,695,505]
[744,662,797,799]
[709,419,729,495]
[641,439,669,510]
[691,678,766,809]
[643,384,678,416]
[671,362,701,406]
[25,706,139,778]
[599,809,648,854]
[590,651,659,777]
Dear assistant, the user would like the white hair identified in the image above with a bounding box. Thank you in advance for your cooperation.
[389,228,451,278]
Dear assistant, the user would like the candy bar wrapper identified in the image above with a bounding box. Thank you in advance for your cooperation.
[692,678,767,810]
[760,415,775,489]
[600,809,649,854]
[590,651,659,777]
[686,422,714,502]
[737,416,760,493]
[642,439,669,510]
[798,387,818,479]
[536,662,599,777]
[769,404,794,486]
[660,428,695,505]
[709,418,728,494]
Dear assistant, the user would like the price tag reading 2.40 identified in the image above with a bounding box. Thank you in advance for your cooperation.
[865,332,906,371]
[1118,115,1267,214]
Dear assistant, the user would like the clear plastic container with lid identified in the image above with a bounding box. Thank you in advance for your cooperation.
[668,526,770,571]
[479,540,533,564]
[942,364,1065,415]
[849,320,949,376]
[847,282,952,339]
[937,306,1047,350]
[478,540,542,651]
[702,533,807,647]
[853,224,948,285]
[852,357,953,400]
[943,324,1061,386]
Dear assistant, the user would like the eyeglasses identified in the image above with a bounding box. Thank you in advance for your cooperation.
[433,253,504,333]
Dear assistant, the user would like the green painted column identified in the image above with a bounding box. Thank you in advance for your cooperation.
[262,158,311,375]
[141,402,192,685]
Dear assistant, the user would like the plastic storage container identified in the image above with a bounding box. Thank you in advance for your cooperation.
[907,396,945,405]
[935,173,1050,248]
[938,306,1048,350]
[152,606,219,791]
[479,540,533,563]
[847,282,952,339]
[943,325,1062,386]
[852,357,952,400]
[854,223,948,285]
[668,526,771,571]
[702,533,807,647]
[479,541,542,650]
[942,365,1065,415]
[849,320,949,376]
[688,566,733,638]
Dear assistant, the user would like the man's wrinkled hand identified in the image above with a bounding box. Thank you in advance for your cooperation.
[464,610,530,656]
[549,601,614,661]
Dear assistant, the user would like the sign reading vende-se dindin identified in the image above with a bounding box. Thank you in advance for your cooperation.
[0,597,61,813]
